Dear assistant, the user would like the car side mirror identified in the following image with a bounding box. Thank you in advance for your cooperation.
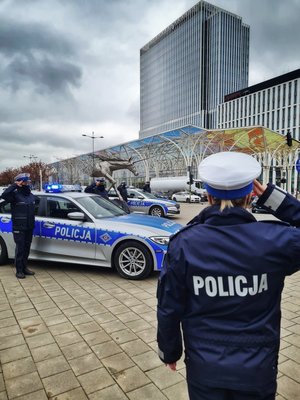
[67,212,85,221]
[137,196,144,199]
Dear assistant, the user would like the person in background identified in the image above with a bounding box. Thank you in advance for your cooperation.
[117,181,128,202]
[1,173,36,279]
[157,151,300,400]
[143,181,151,193]
[84,177,109,199]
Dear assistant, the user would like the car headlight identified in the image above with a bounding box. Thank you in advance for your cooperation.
[149,236,170,245]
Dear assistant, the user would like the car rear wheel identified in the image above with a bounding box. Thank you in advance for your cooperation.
[172,197,177,201]
[0,237,8,265]
[114,241,153,280]
[149,206,164,217]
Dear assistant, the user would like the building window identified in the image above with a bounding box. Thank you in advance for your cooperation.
[272,87,275,109]
[288,81,292,106]
[287,107,291,125]
[276,110,280,130]
[277,86,281,108]
[267,89,270,110]
[294,80,298,104]
[262,114,265,126]
[258,93,261,113]
[282,108,285,127]
[253,94,256,113]
[282,84,286,106]
[271,111,275,130]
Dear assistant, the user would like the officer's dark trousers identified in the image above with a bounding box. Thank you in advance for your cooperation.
[187,382,276,400]
[13,230,33,273]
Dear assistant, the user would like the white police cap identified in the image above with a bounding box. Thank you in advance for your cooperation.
[198,152,261,200]
[14,172,31,182]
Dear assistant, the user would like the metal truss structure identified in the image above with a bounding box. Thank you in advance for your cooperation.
[49,125,300,194]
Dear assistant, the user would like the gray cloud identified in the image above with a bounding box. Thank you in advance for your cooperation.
[0,18,74,57]
[0,0,299,172]
[2,54,81,93]
[207,0,300,82]
[0,17,82,94]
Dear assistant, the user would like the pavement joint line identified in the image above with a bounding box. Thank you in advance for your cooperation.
[0,204,299,399]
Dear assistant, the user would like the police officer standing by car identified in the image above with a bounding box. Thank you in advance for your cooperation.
[142,181,151,193]
[117,181,128,202]
[84,177,109,199]
[1,173,36,279]
[157,151,300,400]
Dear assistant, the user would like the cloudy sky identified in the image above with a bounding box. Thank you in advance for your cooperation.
[0,0,299,171]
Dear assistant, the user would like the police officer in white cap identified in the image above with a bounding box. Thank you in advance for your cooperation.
[1,173,36,279]
[157,151,300,400]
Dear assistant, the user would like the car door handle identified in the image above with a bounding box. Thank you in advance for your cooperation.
[1,217,11,223]
[43,222,55,228]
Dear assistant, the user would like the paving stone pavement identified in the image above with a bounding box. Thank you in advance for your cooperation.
[0,203,299,399]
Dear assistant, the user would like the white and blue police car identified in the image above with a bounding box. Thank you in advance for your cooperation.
[0,191,182,279]
[110,188,180,217]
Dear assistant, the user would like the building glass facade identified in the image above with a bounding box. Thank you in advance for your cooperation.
[140,0,249,138]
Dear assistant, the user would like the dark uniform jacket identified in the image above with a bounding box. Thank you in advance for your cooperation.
[117,185,128,202]
[157,184,300,392]
[1,184,36,231]
[84,184,109,199]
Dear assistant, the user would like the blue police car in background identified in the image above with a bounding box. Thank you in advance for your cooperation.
[109,188,180,217]
[0,191,182,279]
[44,183,82,193]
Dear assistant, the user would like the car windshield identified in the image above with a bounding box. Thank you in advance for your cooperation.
[141,191,168,200]
[76,196,126,218]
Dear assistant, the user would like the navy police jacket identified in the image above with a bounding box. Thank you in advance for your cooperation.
[1,184,36,231]
[84,184,109,199]
[157,184,300,392]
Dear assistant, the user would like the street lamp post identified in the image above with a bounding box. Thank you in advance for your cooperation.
[23,154,42,190]
[82,132,104,176]
[23,154,38,163]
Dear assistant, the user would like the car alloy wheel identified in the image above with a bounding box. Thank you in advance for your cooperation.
[114,241,153,280]
[149,206,164,217]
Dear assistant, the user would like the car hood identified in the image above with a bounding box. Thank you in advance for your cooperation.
[94,214,183,236]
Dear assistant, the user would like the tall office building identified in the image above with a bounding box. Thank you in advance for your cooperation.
[140,0,249,138]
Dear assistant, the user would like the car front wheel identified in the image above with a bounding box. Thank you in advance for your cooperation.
[114,241,153,280]
[0,237,8,265]
[149,206,164,217]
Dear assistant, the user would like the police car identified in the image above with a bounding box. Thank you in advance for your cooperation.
[0,192,182,280]
[110,188,180,217]
[44,183,82,193]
